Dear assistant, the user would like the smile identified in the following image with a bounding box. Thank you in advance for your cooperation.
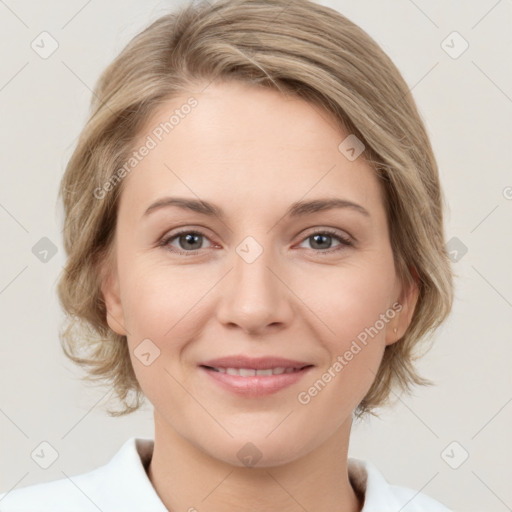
[199,364,313,397]
[205,366,305,376]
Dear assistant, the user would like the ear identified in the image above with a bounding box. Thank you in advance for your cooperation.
[99,247,127,336]
[385,268,420,346]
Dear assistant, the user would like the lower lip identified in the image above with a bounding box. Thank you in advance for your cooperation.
[200,366,313,397]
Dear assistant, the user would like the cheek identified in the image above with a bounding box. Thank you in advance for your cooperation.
[120,262,205,338]
[303,257,395,401]
[119,241,396,389]
[120,247,396,350]
[119,266,195,407]
[295,264,395,415]
[310,258,396,343]
[119,262,215,393]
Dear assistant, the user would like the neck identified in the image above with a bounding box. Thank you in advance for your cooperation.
[147,412,362,512]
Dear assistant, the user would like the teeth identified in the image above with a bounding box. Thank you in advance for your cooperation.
[210,367,299,376]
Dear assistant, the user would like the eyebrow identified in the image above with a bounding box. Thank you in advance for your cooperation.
[142,196,370,220]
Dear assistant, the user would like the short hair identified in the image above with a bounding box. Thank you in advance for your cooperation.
[57,0,454,418]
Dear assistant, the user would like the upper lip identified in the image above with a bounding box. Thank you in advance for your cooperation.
[199,356,313,370]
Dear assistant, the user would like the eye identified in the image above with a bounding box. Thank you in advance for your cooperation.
[159,229,214,255]
[297,229,353,254]
[158,228,353,256]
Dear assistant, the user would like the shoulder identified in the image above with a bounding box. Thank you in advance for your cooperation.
[385,483,453,511]
[0,468,110,512]
[0,438,166,512]
[348,457,453,512]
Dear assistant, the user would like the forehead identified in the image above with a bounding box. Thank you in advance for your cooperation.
[119,80,386,220]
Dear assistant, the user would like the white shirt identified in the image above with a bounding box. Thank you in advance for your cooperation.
[0,437,452,511]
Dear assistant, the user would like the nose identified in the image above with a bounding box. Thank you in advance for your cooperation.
[215,243,294,335]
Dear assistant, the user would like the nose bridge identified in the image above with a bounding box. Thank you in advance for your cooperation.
[233,236,279,310]
[216,234,292,333]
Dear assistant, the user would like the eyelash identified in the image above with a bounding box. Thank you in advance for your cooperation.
[158,228,354,256]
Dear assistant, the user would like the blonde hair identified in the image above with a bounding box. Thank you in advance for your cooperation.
[57,0,454,418]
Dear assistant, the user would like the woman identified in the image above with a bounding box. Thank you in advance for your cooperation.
[0,0,454,510]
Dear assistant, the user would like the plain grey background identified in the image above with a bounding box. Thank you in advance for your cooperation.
[0,1,511,511]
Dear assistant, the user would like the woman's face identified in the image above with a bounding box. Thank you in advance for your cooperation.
[102,80,418,467]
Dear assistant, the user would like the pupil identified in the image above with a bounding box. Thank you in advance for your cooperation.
[181,233,201,250]
[312,234,330,249]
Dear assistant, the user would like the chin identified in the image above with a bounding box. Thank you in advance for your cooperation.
[193,424,317,469]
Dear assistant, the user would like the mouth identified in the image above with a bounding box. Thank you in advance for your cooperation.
[198,357,314,397]
[200,365,312,376]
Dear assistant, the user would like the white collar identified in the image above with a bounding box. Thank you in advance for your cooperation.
[0,437,451,511]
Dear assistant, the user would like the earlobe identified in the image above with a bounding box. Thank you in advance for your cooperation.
[385,273,420,346]
[99,252,127,336]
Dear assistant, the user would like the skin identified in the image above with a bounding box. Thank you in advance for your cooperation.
[101,80,419,512]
